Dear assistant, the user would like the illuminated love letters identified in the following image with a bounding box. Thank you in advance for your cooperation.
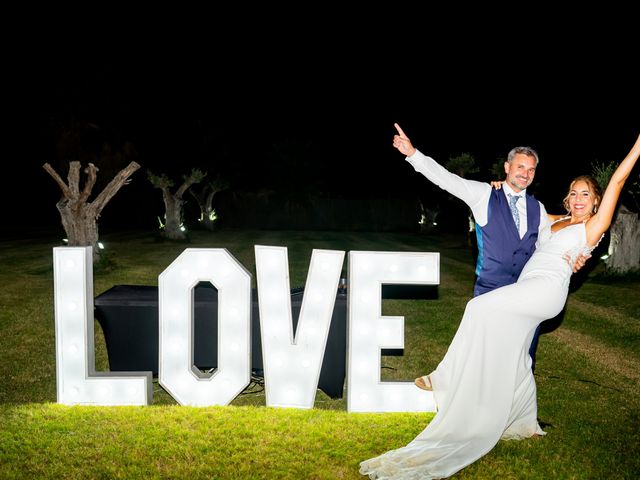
[53,247,152,406]
[158,249,252,407]
[53,246,439,412]
[255,246,345,409]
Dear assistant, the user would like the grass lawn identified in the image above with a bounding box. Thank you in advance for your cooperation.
[1,228,638,479]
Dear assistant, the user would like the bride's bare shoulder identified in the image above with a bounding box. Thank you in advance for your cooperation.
[550,215,571,232]
[548,214,568,222]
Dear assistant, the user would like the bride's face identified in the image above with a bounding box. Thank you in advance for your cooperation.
[568,180,594,219]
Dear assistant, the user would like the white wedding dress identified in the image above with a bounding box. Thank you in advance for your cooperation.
[360,221,594,479]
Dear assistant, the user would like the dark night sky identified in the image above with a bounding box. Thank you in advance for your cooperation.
[7,13,639,234]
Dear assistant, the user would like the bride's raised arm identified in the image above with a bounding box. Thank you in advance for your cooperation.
[586,134,640,246]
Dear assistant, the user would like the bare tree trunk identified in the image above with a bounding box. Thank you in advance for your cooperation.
[162,190,186,240]
[605,205,640,274]
[58,201,99,248]
[151,169,205,241]
[190,186,215,231]
[189,176,228,232]
[196,200,217,231]
[44,161,140,262]
[200,187,219,231]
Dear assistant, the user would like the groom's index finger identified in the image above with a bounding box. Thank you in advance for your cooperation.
[394,123,406,137]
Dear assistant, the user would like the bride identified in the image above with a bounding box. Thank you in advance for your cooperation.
[360,130,640,479]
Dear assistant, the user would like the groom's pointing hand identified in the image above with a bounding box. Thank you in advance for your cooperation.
[393,123,417,157]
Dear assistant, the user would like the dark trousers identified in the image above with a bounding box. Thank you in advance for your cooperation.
[529,324,541,373]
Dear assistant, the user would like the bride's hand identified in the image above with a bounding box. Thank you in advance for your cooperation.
[490,181,504,190]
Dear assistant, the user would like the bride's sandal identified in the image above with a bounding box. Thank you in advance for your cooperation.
[414,375,433,391]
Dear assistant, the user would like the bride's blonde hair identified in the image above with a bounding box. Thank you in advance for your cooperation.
[562,175,602,214]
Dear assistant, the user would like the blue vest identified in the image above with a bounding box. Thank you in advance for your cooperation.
[473,189,540,297]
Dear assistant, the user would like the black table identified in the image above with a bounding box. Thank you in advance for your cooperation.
[94,283,437,400]
[94,284,347,398]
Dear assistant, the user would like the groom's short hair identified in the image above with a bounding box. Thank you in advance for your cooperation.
[507,146,539,166]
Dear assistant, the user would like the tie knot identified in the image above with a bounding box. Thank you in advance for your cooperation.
[508,194,520,206]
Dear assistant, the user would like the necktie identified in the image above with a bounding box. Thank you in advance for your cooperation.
[508,194,520,231]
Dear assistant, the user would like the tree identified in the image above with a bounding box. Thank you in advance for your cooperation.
[148,168,206,240]
[592,162,640,274]
[418,199,438,233]
[189,174,230,231]
[445,153,479,241]
[43,160,140,262]
[270,137,321,216]
[489,157,506,179]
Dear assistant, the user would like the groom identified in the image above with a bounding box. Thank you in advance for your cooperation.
[392,123,586,373]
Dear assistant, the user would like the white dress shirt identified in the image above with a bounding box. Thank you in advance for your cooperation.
[501,182,528,238]
[405,149,550,244]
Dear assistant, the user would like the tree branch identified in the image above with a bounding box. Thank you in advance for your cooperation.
[67,161,81,198]
[175,169,206,198]
[90,161,141,216]
[79,163,99,203]
[43,163,72,198]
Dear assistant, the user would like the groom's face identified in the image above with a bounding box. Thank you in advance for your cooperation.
[504,154,537,193]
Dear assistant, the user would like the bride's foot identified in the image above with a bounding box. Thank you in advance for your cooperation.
[414,375,432,391]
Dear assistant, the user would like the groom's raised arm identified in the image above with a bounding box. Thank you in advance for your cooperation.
[393,123,491,225]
